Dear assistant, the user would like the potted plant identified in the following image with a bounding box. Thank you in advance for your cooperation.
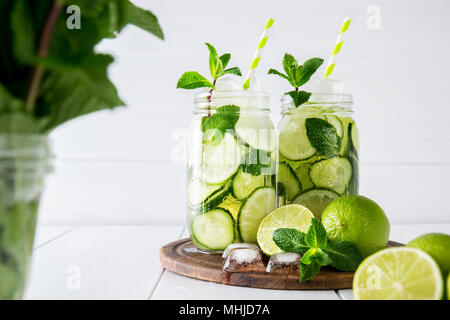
[0,0,163,299]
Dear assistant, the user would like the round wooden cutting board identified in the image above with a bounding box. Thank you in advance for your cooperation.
[160,238,402,290]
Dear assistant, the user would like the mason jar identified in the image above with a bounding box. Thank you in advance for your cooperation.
[187,89,277,253]
[0,134,52,299]
[277,88,358,218]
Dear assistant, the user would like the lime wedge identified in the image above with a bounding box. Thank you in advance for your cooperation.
[257,204,313,256]
[353,247,444,300]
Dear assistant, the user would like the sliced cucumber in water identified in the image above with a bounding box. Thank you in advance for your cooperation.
[349,121,360,156]
[326,115,344,137]
[237,187,276,243]
[189,180,231,213]
[347,152,359,195]
[235,115,276,152]
[203,133,241,184]
[278,114,317,160]
[192,208,235,251]
[293,161,315,191]
[293,189,340,218]
[278,163,301,201]
[188,179,223,207]
[232,168,268,200]
[309,157,352,195]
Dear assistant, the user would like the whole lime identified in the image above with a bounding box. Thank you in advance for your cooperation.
[408,233,450,274]
[321,195,390,257]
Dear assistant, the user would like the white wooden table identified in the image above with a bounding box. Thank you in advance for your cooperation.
[25,223,450,300]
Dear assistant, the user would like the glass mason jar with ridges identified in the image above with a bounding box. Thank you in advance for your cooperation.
[187,89,278,253]
[277,91,358,219]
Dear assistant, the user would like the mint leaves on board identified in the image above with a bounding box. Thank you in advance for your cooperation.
[273,218,363,282]
[268,54,324,108]
[177,43,242,90]
[0,0,163,133]
[305,118,341,157]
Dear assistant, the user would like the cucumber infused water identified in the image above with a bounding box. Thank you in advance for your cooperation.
[278,90,359,218]
[186,79,277,252]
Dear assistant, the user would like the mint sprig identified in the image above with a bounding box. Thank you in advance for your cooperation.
[201,104,239,144]
[176,43,242,90]
[305,118,341,157]
[268,54,324,108]
[273,218,363,283]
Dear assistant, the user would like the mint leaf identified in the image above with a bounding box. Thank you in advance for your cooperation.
[282,53,297,80]
[305,118,341,157]
[201,105,240,144]
[0,83,24,113]
[11,0,35,65]
[220,67,242,77]
[299,261,321,282]
[300,248,332,266]
[219,53,231,69]
[0,112,45,133]
[268,69,295,86]
[305,218,328,249]
[287,90,311,108]
[126,1,164,39]
[272,228,309,255]
[325,241,363,272]
[176,71,212,89]
[297,57,324,86]
[205,43,221,78]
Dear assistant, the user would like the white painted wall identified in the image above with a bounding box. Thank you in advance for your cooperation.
[38,0,450,225]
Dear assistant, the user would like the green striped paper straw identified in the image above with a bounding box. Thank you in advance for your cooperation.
[243,18,274,89]
[323,17,352,79]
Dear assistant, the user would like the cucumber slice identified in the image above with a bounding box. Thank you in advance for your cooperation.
[278,114,317,160]
[326,115,344,137]
[293,189,340,218]
[349,121,360,156]
[237,187,276,243]
[203,133,241,184]
[309,157,352,195]
[192,208,235,251]
[235,115,276,152]
[339,116,352,155]
[188,179,223,207]
[278,163,301,201]
[348,153,359,195]
[190,180,232,213]
[293,161,315,191]
[232,168,268,200]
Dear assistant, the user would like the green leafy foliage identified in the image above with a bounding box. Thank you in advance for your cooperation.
[201,105,240,144]
[268,54,324,107]
[176,43,242,90]
[0,0,163,134]
[240,149,272,176]
[272,219,363,283]
[305,118,341,157]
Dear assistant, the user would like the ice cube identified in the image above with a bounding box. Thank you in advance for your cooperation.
[222,243,259,258]
[266,252,300,273]
[223,248,266,273]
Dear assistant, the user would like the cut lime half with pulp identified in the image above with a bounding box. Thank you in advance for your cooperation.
[353,247,444,300]
[257,204,313,256]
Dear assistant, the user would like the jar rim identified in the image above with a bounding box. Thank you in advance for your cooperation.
[194,89,270,103]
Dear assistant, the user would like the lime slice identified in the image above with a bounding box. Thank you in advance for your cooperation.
[257,204,313,256]
[353,247,444,300]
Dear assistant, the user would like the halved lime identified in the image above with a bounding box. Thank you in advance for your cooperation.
[257,204,313,256]
[353,247,444,300]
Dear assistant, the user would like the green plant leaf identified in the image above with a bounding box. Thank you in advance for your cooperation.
[176,72,212,89]
[299,261,321,282]
[325,241,363,272]
[240,149,272,176]
[0,112,45,133]
[300,248,332,266]
[205,43,220,78]
[267,68,295,86]
[10,0,35,65]
[220,67,242,77]
[272,228,309,255]
[297,57,324,86]
[219,53,230,69]
[0,84,24,113]
[286,90,311,108]
[305,118,341,157]
[305,218,328,249]
[126,1,164,39]
[282,53,297,81]
[201,105,240,144]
